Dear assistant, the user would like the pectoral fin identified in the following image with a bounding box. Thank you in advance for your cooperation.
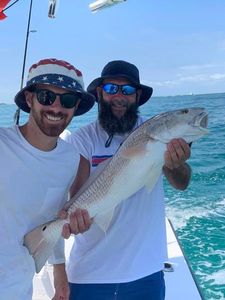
[120,142,149,159]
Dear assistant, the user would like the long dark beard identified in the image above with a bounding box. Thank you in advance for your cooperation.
[98,96,139,136]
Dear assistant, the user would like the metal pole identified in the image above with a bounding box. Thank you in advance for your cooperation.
[20,0,33,90]
[14,0,34,125]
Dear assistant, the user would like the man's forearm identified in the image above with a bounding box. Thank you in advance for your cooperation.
[53,263,70,299]
[163,162,192,190]
[53,263,67,283]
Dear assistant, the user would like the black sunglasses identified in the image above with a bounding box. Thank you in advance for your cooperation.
[34,88,81,109]
[102,83,137,95]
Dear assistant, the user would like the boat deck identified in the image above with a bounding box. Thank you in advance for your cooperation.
[32,219,203,299]
[164,219,203,299]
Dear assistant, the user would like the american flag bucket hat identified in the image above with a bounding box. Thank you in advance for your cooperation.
[14,58,95,116]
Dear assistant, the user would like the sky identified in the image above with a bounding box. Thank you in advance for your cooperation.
[1,0,225,104]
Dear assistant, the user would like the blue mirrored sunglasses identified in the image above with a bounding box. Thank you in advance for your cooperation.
[34,88,81,109]
[102,83,137,95]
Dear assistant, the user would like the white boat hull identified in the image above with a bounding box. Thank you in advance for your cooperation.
[164,219,203,299]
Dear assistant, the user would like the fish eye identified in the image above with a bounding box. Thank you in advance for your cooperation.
[181,109,189,114]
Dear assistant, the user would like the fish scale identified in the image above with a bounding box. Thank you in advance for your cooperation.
[68,155,129,214]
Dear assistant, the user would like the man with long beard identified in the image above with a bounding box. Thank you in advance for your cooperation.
[0,58,94,300]
[98,85,139,139]
[53,60,192,300]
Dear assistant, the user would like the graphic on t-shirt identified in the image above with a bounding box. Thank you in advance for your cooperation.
[92,155,112,167]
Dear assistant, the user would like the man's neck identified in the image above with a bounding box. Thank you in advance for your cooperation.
[19,123,58,151]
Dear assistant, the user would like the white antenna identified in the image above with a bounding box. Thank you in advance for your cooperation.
[89,0,126,13]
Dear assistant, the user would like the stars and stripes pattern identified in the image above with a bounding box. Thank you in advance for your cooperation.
[27,58,84,93]
[15,57,95,116]
[27,74,83,92]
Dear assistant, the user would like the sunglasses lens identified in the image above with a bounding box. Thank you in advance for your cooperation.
[102,83,136,95]
[36,89,55,106]
[60,93,80,109]
[102,84,118,95]
[121,85,136,95]
[35,89,80,109]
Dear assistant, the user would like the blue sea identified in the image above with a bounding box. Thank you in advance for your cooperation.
[1,93,225,300]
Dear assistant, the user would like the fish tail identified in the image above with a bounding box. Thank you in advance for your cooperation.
[24,219,64,273]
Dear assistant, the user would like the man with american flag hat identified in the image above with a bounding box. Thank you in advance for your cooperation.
[0,58,94,299]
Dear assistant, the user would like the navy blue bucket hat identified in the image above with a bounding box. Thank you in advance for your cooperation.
[87,60,153,106]
[14,58,95,116]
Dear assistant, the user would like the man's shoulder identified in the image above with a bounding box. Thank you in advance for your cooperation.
[60,129,71,140]
[70,120,100,139]
[0,125,15,132]
[58,136,78,153]
[0,126,17,140]
[77,120,99,132]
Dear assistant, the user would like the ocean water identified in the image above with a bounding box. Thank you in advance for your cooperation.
[1,93,225,299]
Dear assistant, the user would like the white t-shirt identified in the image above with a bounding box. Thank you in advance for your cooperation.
[0,126,79,300]
[66,117,168,284]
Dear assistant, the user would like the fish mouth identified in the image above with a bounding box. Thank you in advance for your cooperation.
[196,111,209,133]
[200,111,208,128]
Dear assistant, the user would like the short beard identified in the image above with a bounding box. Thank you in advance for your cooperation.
[31,102,73,137]
[98,95,139,135]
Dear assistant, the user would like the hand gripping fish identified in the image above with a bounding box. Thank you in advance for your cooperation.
[24,107,208,273]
